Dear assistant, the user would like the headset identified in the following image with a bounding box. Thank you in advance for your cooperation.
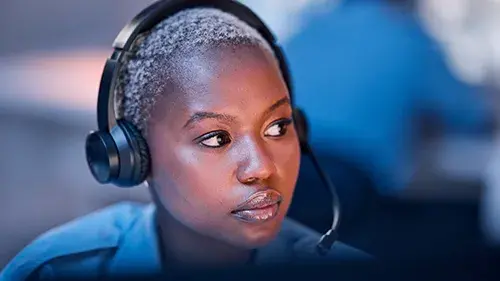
[84,0,340,256]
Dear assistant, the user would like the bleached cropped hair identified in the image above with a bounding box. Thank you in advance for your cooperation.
[115,7,276,136]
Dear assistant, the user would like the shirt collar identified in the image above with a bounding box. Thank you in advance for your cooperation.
[108,204,162,277]
[108,203,295,276]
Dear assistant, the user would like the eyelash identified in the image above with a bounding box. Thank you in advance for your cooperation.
[195,118,293,149]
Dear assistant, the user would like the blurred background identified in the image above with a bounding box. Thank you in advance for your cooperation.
[1,0,500,269]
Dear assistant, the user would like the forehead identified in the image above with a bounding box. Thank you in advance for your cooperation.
[158,45,290,123]
[207,46,287,107]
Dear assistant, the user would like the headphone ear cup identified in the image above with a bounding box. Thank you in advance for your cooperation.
[117,120,151,186]
[292,107,309,151]
[85,131,120,184]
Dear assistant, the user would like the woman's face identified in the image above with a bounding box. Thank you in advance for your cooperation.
[147,45,301,249]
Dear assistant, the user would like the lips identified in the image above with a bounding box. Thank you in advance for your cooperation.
[231,189,283,223]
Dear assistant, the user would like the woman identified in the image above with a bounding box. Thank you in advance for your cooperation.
[0,5,370,281]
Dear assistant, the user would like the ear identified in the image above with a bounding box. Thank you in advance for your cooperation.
[292,107,310,152]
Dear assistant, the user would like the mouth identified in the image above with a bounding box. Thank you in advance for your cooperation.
[231,189,283,224]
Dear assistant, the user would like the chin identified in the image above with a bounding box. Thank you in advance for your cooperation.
[239,218,284,248]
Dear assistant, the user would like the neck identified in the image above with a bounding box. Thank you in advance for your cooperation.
[154,205,254,269]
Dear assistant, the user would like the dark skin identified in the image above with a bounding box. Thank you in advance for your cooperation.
[145,44,301,268]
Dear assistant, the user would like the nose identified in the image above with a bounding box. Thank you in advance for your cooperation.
[236,138,277,184]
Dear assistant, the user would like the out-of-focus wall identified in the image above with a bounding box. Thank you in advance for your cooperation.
[0,111,151,268]
[0,0,156,56]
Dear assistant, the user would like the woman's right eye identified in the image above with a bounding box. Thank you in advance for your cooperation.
[196,131,232,148]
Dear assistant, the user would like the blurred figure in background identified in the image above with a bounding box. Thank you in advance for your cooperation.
[284,0,494,257]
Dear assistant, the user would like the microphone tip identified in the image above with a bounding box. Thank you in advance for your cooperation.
[316,229,338,256]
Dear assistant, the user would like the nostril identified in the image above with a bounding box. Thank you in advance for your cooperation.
[243,177,258,184]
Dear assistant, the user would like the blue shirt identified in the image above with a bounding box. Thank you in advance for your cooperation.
[0,202,371,280]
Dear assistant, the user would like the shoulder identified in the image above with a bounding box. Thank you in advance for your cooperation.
[280,218,374,262]
[0,202,149,281]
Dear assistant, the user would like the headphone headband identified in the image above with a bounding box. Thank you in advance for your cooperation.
[113,0,277,52]
[96,0,291,132]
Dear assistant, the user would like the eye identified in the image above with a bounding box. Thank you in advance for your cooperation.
[196,131,232,148]
[264,118,293,137]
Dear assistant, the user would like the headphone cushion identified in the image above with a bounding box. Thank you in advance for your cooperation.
[119,120,151,184]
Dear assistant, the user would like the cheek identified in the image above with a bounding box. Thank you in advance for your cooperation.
[272,137,301,194]
[151,143,237,221]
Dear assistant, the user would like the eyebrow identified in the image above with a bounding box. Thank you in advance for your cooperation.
[182,96,291,129]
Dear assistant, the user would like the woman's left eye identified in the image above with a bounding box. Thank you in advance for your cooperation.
[264,119,293,137]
